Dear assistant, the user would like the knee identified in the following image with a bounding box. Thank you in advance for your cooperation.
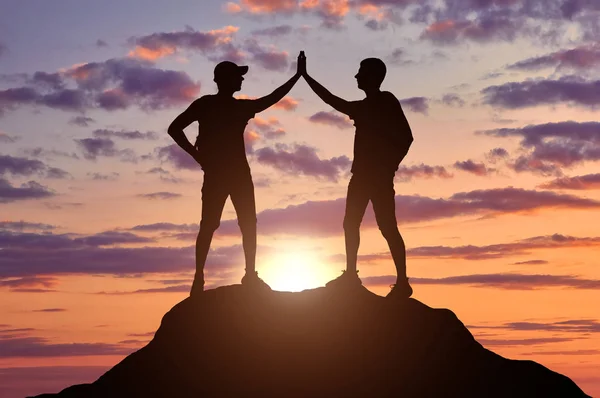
[238,216,257,232]
[200,218,220,233]
[379,223,402,241]
[343,216,361,232]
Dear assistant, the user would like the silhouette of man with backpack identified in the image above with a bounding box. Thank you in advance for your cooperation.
[168,58,302,296]
[298,53,414,299]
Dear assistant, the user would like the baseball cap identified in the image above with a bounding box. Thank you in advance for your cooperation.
[213,61,249,82]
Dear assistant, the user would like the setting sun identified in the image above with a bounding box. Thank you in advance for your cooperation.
[263,250,331,292]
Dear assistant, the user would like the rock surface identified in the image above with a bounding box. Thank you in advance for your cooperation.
[33,284,589,397]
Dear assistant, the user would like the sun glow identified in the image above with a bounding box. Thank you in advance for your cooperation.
[263,249,331,292]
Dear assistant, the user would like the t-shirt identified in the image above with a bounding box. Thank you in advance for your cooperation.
[345,91,413,175]
[192,95,256,173]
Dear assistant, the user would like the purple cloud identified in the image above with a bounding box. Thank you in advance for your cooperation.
[507,43,600,71]
[251,25,293,37]
[254,143,351,182]
[441,93,465,107]
[482,76,600,109]
[128,26,239,61]
[92,128,158,140]
[243,38,289,71]
[137,192,182,200]
[0,58,200,116]
[156,144,201,171]
[454,159,491,176]
[215,186,600,237]
[538,173,600,190]
[364,272,600,290]
[69,116,95,127]
[396,163,453,181]
[400,96,429,114]
[308,111,353,129]
[0,336,133,358]
[0,178,55,203]
[75,137,137,162]
[407,233,600,260]
[480,121,600,175]
[0,221,56,232]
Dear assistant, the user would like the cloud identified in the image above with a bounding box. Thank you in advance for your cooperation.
[97,284,190,294]
[129,222,197,233]
[214,186,600,237]
[0,276,57,291]
[453,159,491,176]
[512,260,549,265]
[137,192,182,200]
[243,38,289,71]
[273,96,298,111]
[471,319,600,333]
[92,129,159,140]
[385,48,413,66]
[0,221,56,232]
[69,116,96,127]
[420,17,522,45]
[480,121,600,175]
[364,273,600,290]
[0,232,241,278]
[407,233,600,260]
[441,93,465,107]
[75,138,137,162]
[538,173,600,190]
[0,132,19,143]
[32,308,67,313]
[0,58,200,116]
[249,116,286,139]
[0,42,6,58]
[507,43,600,71]
[400,96,429,114]
[308,111,353,129]
[0,155,69,180]
[482,76,600,110]
[156,144,201,171]
[88,172,119,181]
[0,155,46,177]
[477,337,574,346]
[251,25,293,37]
[396,163,453,182]
[0,178,55,203]
[128,26,240,61]
[96,39,108,47]
[254,143,351,182]
[0,336,133,358]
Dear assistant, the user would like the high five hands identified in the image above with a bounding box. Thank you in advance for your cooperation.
[297,51,307,77]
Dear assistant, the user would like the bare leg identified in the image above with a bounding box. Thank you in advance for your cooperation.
[230,171,257,274]
[343,175,370,274]
[192,174,228,295]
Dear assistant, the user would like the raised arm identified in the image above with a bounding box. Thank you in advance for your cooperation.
[167,98,202,162]
[301,53,356,116]
[250,73,301,114]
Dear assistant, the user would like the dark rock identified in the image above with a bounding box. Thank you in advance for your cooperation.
[32,284,590,397]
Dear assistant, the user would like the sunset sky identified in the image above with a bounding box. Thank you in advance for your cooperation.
[1,0,600,396]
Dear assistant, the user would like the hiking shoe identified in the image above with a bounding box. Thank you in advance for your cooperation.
[241,271,272,291]
[386,278,413,299]
[326,270,362,289]
[190,277,204,297]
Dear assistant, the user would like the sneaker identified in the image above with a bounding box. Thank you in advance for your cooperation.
[241,271,272,290]
[326,270,362,289]
[190,277,204,297]
[386,278,413,299]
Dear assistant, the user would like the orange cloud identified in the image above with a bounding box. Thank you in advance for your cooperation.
[425,20,457,34]
[128,46,176,61]
[273,96,299,111]
[239,0,297,13]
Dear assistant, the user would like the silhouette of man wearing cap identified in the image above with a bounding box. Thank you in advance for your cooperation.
[168,58,302,296]
[299,54,414,299]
